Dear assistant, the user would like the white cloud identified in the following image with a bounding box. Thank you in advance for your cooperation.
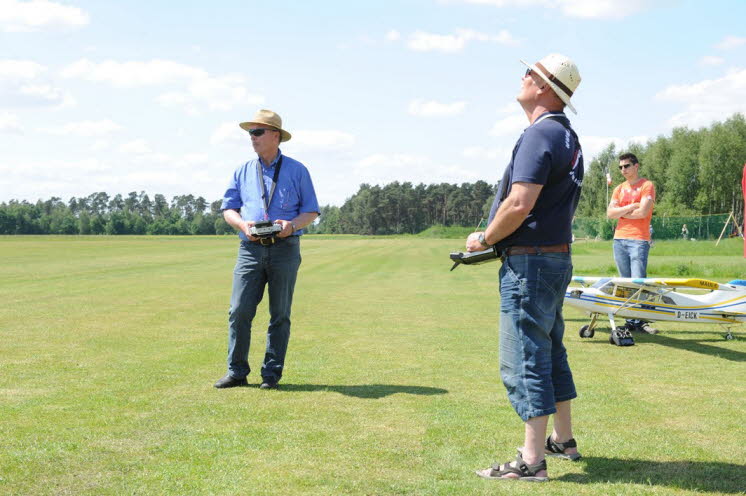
[580,136,624,162]
[440,0,650,19]
[61,58,205,87]
[41,119,122,137]
[699,56,724,67]
[16,83,74,107]
[183,153,209,166]
[463,145,511,161]
[407,28,518,53]
[90,140,110,151]
[0,59,46,80]
[291,130,355,150]
[119,139,151,155]
[557,0,648,19]
[580,135,649,162]
[385,29,401,42]
[489,113,527,136]
[0,0,89,32]
[0,59,73,108]
[353,153,483,187]
[210,122,247,146]
[61,58,264,112]
[715,35,746,51]
[656,68,746,129]
[0,111,23,134]
[408,99,467,116]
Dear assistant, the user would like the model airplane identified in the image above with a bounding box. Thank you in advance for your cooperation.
[564,276,746,342]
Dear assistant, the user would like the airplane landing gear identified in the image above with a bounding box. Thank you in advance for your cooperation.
[578,314,598,338]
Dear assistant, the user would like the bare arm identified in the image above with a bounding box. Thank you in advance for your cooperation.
[623,195,654,219]
[466,182,543,252]
[223,209,257,240]
[607,200,639,219]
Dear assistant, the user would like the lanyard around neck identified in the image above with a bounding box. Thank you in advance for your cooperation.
[256,155,283,220]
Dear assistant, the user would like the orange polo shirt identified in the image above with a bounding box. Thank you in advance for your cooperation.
[612,178,655,241]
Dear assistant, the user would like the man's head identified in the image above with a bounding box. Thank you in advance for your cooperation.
[239,109,291,157]
[518,54,581,114]
[618,153,640,180]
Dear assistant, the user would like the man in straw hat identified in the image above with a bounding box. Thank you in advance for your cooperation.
[214,109,319,390]
[465,54,584,481]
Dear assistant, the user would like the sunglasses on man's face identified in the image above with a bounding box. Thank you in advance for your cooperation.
[248,128,276,137]
[618,163,635,170]
[524,68,533,77]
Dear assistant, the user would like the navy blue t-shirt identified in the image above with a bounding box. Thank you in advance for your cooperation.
[487,112,583,248]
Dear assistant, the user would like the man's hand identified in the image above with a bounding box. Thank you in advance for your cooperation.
[466,231,487,252]
[274,219,294,238]
[240,220,260,242]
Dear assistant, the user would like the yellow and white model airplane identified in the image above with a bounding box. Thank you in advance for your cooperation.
[565,276,746,342]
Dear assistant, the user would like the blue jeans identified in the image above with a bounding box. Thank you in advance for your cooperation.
[613,239,650,328]
[226,236,301,381]
[613,239,650,278]
[499,252,577,421]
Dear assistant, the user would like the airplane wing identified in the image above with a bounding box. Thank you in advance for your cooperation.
[571,276,609,287]
[631,278,740,291]
[571,276,740,292]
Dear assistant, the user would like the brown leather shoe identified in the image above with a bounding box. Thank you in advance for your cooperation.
[214,374,248,388]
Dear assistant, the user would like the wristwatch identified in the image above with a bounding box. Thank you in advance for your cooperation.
[478,233,490,247]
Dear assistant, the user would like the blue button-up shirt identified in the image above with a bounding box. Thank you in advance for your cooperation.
[221,150,319,241]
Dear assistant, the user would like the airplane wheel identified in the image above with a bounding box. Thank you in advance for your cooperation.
[725,333,734,340]
[609,334,615,344]
[579,325,594,338]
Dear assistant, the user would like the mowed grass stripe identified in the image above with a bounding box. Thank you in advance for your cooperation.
[1,235,744,495]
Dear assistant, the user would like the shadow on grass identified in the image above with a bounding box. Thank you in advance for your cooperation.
[557,456,746,493]
[646,334,746,362]
[579,330,746,362]
[276,384,448,399]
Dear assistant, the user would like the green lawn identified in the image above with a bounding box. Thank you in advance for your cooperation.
[1,236,744,495]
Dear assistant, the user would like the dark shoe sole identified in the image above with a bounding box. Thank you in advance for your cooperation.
[214,376,248,388]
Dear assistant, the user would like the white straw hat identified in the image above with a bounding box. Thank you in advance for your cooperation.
[520,54,581,114]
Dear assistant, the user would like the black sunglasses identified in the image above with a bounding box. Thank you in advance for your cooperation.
[525,68,533,77]
[248,128,276,137]
[618,163,635,170]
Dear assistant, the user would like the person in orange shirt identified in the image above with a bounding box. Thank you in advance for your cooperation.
[607,152,657,334]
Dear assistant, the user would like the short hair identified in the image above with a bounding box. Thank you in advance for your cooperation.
[619,153,639,164]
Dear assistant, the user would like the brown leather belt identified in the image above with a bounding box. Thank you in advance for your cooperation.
[503,243,570,256]
[249,237,277,246]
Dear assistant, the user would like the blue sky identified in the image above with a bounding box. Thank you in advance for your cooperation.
[2,0,745,206]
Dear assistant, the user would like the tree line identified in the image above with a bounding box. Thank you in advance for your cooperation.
[315,181,496,235]
[0,183,496,236]
[576,113,746,220]
[2,113,744,236]
[0,192,231,235]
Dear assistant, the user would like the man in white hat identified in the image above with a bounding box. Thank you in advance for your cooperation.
[466,54,583,481]
[214,109,319,390]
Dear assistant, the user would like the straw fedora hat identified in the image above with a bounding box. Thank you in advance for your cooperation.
[520,54,581,114]
[239,109,292,142]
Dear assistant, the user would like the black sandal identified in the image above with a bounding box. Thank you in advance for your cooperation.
[476,452,549,482]
[545,435,582,461]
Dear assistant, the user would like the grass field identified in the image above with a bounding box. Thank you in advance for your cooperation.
[1,235,745,495]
